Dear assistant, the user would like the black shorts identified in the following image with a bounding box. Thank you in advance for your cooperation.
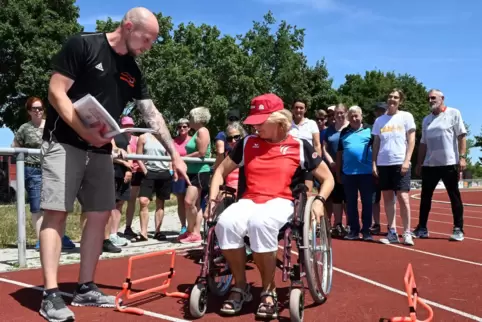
[329,181,345,204]
[304,170,314,182]
[138,170,172,200]
[187,172,211,192]
[131,171,144,187]
[378,165,411,192]
[115,177,131,202]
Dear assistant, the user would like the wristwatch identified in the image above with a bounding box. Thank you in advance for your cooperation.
[313,195,326,205]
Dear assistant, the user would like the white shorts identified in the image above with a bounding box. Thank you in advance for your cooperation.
[215,198,294,253]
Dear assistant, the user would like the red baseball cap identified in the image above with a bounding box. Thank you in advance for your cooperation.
[243,93,284,125]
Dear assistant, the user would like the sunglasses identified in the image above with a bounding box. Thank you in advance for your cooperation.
[316,118,326,122]
[428,96,437,101]
[228,116,239,122]
[29,106,43,112]
[177,125,188,129]
[226,135,241,142]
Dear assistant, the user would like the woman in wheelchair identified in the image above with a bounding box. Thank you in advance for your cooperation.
[205,93,335,318]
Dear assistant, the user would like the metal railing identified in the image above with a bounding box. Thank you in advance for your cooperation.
[0,147,216,268]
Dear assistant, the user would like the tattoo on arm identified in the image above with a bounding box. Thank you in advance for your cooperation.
[136,99,177,157]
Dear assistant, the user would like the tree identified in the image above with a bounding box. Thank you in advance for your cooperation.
[0,0,83,130]
[94,11,337,136]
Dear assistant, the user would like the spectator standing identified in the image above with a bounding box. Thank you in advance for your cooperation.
[12,97,75,251]
[372,89,416,246]
[322,104,349,237]
[134,133,173,241]
[178,107,212,244]
[172,118,191,235]
[289,99,321,192]
[413,89,467,241]
[337,106,374,241]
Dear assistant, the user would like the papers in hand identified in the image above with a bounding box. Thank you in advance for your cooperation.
[73,94,156,139]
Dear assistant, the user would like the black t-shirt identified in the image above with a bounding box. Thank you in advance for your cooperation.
[44,32,150,153]
[114,133,130,179]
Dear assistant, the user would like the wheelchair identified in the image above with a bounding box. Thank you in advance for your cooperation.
[188,183,333,321]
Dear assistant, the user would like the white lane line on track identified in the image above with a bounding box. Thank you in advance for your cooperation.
[411,193,482,207]
[281,248,482,322]
[385,244,482,266]
[0,277,190,322]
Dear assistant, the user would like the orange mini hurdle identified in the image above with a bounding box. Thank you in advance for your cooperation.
[115,249,189,315]
[384,263,434,322]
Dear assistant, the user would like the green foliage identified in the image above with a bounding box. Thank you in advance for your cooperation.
[0,0,83,130]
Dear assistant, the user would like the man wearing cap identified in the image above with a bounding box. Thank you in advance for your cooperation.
[206,93,334,318]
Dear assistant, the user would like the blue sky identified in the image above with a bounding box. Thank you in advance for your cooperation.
[2,0,481,159]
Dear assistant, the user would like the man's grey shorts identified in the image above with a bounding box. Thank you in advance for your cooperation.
[40,140,115,213]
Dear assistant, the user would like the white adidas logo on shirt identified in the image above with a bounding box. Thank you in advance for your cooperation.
[95,63,104,71]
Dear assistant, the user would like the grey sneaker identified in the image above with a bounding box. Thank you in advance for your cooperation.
[71,284,118,308]
[39,292,75,322]
[449,227,464,241]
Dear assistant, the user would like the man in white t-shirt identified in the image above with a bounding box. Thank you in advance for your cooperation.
[413,89,466,242]
[372,89,416,246]
[289,98,321,191]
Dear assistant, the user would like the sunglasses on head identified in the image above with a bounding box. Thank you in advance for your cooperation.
[226,135,241,142]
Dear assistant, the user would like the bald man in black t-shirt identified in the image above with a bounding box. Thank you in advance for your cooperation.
[38,7,189,321]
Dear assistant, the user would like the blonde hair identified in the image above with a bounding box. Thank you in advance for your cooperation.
[267,109,292,133]
[189,107,211,125]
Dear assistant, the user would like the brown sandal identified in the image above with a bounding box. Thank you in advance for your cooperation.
[256,291,278,319]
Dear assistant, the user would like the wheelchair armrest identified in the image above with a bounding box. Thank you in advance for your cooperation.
[219,185,237,194]
[293,183,308,196]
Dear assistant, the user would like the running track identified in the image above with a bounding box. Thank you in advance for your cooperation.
[1,190,482,321]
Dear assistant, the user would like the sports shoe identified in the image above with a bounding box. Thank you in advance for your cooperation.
[362,232,374,241]
[61,236,76,250]
[39,292,75,322]
[179,232,202,244]
[411,226,429,238]
[102,239,121,253]
[402,232,414,246]
[71,283,118,308]
[449,227,464,241]
[331,223,348,238]
[369,224,381,235]
[177,231,190,241]
[344,231,360,240]
[109,234,128,247]
[123,226,138,239]
[380,230,400,244]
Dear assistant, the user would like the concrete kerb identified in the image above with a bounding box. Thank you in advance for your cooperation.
[0,205,202,273]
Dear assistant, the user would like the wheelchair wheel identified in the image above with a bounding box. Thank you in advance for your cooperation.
[206,197,234,296]
[289,288,304,322]
[189,283,208,318]
[302,196,333,304]
[206,230,233,296]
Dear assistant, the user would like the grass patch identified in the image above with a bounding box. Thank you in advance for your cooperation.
[0,195,178,248]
